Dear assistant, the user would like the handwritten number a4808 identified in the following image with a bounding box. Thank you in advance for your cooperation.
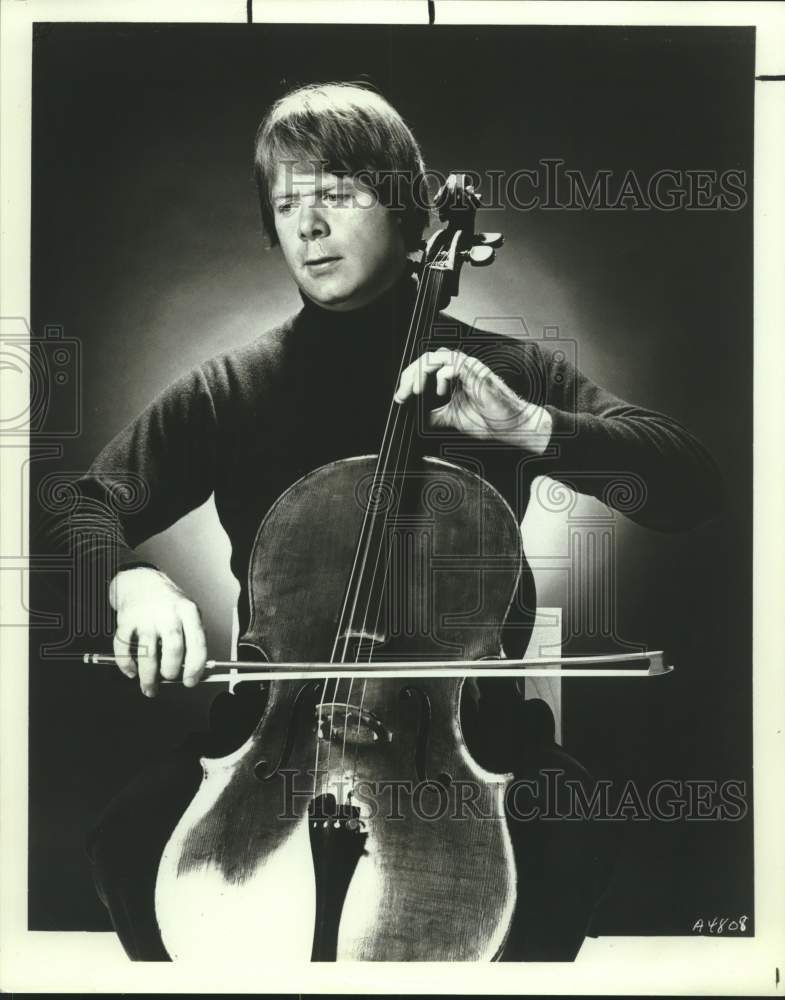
[691,915,749,934]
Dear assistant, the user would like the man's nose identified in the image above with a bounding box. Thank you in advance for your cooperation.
[298,201,329,241]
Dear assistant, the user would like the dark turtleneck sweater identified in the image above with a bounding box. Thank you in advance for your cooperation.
[62,272,723,643]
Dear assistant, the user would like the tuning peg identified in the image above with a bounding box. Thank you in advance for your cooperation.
[462,245,495,267]
[474,232,504,248]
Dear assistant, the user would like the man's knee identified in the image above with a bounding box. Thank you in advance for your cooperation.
[85,746,204,960]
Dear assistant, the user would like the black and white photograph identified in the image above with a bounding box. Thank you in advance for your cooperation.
[1,1,783,994]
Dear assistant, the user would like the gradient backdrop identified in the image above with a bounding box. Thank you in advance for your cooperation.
[29,23,753,936]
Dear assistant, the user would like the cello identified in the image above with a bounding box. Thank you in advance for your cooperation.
[154,176,520,961]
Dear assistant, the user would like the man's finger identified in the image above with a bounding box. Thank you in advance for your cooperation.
[436,365,457,396]
[395,353,455,403]
[394,365,416,403]
[450,352,493,400]
[159,623,185,681]
[113,624,137,678]
[181,602,208,688]
[136,629,159,698]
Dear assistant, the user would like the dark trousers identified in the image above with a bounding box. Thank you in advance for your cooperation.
[87,686,617,962]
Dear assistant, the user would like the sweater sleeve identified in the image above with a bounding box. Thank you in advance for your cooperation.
[44,365,219,582]
[530,345,724,532]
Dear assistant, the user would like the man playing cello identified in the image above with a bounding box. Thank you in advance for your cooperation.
[64,82,722,960]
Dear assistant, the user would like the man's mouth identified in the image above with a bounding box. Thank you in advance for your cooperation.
[304,256,341,272]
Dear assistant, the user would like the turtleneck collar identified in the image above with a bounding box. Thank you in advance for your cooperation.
[296,268,419,350]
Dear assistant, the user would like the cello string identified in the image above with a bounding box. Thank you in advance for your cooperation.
[335,259,443,785]
[350,255,446,663]
[344,263,445,789]
[333,256,441,677]
[343,273,441,784]
[320,255,443,793]
[317,254,440,775]
[354,262,445,670]
[343,411,421,793]
[330,258,441,666]
[343,260,447,785]
[311,264,431,801]
[351,260,446,672]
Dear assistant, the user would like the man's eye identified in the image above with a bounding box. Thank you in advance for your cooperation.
[323,192,349,204]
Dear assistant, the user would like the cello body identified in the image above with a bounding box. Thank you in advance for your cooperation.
[155,455,522,961]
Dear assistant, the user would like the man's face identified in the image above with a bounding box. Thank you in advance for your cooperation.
[270,163,407,311]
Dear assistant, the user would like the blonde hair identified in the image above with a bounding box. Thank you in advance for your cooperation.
[253,82,429,251]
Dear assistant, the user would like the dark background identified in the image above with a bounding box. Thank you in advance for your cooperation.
[29,23,753,936]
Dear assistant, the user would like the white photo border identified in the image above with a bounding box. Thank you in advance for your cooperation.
[1,0,783,994]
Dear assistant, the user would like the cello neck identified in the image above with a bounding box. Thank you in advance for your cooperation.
[331,177,487,662]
